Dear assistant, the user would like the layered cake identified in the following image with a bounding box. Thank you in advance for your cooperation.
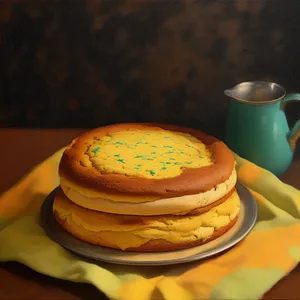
[53,123,240,252]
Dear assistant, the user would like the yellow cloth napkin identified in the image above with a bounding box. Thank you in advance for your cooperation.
[1,148,300,300]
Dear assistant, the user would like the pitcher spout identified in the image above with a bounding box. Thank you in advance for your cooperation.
[224,89,234,98]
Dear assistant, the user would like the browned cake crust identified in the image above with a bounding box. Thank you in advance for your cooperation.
[59,123,234,197]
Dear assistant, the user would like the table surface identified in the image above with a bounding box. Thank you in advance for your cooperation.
[0,128,299,300]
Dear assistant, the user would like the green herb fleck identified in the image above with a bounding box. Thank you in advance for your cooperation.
[199,155,204,158]
[114,154,120,157]
[169,158,175,160]
[115,141,123,145]
[147,170,156,176]
[151,152,156,154]
[174,162,181,165]
[151,145,158,148]
[91,147,100,153]
[166,162,171,164]
[164,136,170,139]
[117,158,125,163]
[185,144,192,148]
[162,166,167,170]
[185,161,192,164]
[134,155,154,160]
[163,145,172,148]
[180,151,185,154]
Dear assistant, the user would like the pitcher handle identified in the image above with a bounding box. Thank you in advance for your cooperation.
[282,93,300,150]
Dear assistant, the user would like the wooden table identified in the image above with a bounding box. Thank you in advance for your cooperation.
[0,129,299,299]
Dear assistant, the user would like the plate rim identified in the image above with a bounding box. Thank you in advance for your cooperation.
[40,182,257,266]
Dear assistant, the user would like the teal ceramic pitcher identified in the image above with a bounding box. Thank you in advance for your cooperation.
[225,81,300,176]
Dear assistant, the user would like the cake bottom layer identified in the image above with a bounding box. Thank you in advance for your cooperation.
[53,189,240,252]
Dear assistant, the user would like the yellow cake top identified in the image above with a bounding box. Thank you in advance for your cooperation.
[86,129,213,179]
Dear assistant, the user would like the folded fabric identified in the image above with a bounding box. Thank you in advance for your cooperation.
[1,148,300,300]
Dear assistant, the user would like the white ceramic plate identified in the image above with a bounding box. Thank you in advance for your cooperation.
[41,182,257,266]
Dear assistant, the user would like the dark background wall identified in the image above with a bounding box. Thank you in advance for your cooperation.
[1,0,300,138]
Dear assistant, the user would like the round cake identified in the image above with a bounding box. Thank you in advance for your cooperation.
[54,123,240,252]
